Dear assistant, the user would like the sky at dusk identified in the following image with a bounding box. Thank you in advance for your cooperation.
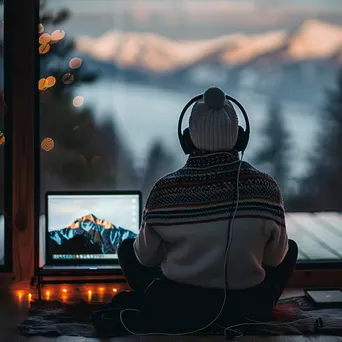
[45,0,342,39]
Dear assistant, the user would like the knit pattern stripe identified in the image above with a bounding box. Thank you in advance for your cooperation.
[145,152,285,228]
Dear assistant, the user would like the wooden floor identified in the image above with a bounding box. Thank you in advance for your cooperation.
[2,283,342,342]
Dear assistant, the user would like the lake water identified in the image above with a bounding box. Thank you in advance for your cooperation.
[78,80,321,182]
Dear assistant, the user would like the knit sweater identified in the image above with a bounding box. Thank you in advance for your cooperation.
[133,151,289,290]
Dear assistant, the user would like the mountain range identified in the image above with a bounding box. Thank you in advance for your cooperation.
[74,19,342,104]
[48,213,137,255]
[76,20,342,72]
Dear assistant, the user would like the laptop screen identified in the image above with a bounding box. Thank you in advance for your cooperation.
[45,192,140,265]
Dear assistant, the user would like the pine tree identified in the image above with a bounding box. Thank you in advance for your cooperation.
[140,140,176,200]
[39,1,136,209]
[252,101,291,195]
[299,68,342,210]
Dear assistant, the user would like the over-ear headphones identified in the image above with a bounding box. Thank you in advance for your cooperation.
[178,93,250,155]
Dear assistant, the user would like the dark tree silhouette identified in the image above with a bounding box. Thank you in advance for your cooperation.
[39,1,137,210]
[252,101,291,196]
[140,140,176,200]
[296,68,342,211]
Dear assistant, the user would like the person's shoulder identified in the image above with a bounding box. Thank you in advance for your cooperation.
[152,168,183,189]
[241,161,283,202]
[145,168,184,209]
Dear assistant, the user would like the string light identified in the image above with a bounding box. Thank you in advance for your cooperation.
[73,96,84,107]
[51,29,65,43]
[39,44,51,55]
[38,78,47,91]
[39,33,51,45]
[62,73,74,85]
[38,23,44,34]
[44,76,56,88]
[0,131,5,146]
[113,288,118,293]
[41,137,55,152]
[69,57,83,69]
[62,288,67,293]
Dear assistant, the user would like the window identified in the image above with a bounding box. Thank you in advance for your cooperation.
[38,0,342,267]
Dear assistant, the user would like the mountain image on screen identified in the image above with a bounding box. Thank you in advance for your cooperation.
[48,214,137,255]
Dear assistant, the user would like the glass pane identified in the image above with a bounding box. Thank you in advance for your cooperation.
[39,0,342,265]
[0,2,4,266]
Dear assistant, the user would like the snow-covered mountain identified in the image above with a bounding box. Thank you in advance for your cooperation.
[75,20,342,72]
[74,19,342,104]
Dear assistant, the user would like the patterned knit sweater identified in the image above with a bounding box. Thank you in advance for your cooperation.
[134,151,289,289]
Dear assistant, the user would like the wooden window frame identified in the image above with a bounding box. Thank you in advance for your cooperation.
[1,0,341,287]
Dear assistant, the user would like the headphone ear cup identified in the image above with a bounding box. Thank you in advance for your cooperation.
[235,126,247,152]
[181,128,196,155]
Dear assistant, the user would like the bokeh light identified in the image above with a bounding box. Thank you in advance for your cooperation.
[62,73,75,85]
[38,78,47,91]
[45,76,56,88]
[69,57,83,69]
[51,29,65,43]
[38,23,44,34]
[0,131,5,146]
[39,33,51,45]
[41,137,55,152]
[73,96,84,107]
[39,44,51,55]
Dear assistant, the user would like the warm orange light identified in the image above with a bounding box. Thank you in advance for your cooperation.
[51,29,65,43]
[28,293,32,301]
[39,33,51,45]
[99,287,104,291]
[41,137,55,152]
[113,288,118,293]
[88,290,92,294]
[18,292,23,298]
[46,291,50,295]
[39,43,51,55]
[38,78,47,91]
[38,23,44,34]
[62,288,67,293]
[44,76,56,88]
[0,131,5,146]
[62,73,74,85]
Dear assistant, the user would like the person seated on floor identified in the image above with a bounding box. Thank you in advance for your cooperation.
[92,87,298,335]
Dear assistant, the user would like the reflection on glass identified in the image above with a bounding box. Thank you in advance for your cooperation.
[38,1,342,263]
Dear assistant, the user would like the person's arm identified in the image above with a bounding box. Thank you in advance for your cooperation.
[263,187,289,267]
[263,219,289,267]
[133,192,167,267]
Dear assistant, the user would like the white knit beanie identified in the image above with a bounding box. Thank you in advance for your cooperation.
[189,87,239,152]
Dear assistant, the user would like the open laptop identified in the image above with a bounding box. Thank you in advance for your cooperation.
[42,191,142,271]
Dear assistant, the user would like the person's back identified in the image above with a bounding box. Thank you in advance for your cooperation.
[136,151,288,290]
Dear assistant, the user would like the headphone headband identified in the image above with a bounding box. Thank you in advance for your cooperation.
[178,94,250,153]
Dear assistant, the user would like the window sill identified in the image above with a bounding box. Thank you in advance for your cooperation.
[289,269,342,287]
